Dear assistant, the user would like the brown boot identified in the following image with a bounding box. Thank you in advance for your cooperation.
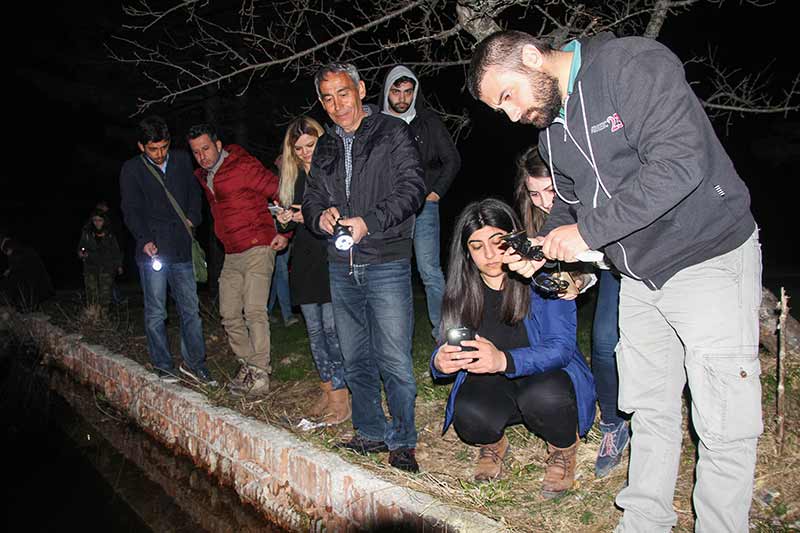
[309,381,332,418]
[320,386,351,425]
[229,364,270,398]
[542,438,579,499]
[474,435,510,482]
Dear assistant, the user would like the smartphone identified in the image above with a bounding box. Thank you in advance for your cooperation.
[446,326,478,361]
[268,204,284,216]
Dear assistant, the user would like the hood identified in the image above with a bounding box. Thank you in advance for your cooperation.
[574,32,616,81]
[381,65,419,124]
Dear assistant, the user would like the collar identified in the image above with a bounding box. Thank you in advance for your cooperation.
[559,39,582,118]
[335,105,373,139]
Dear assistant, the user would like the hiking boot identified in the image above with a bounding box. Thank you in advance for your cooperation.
[389,447,419,473]
[309,381,332,418]
[542,438,579,499]
[284,315,300,327]
[179,363,219,387]
[320,386,351,425]
[229,364,270,398]
[595,420,631,479]
[474,435,510,482]
[335,435,389,455]
[155,367,179,384]
[228,360,251,390]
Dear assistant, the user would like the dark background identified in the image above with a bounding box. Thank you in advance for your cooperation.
[6,1,799,292]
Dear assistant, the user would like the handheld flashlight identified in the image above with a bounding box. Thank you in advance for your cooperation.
[333,220,354,251]
[151,255,163,272]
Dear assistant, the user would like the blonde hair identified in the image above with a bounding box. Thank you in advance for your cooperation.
[279,116,324,206]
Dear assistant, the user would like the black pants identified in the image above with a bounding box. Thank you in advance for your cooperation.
[452,369,578,449]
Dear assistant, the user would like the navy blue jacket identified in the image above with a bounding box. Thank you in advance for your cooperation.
[120,150,202,264]
[430,288,596,436]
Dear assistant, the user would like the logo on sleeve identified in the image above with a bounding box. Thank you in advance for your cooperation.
[591,112,625,134]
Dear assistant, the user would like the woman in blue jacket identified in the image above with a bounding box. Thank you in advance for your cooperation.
[430,198,595,498]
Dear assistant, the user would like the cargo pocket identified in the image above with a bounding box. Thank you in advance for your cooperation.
[687,354,763,444]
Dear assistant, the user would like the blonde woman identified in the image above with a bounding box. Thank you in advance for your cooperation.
[275,116,350,424]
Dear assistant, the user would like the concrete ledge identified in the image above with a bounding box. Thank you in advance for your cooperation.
[5,310,507,532]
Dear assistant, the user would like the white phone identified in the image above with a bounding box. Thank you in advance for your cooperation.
[268,204,284,216]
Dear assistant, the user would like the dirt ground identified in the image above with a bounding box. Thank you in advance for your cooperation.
[37,287,800,532]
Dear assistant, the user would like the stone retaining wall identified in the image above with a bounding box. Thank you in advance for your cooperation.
[7,311,506,532]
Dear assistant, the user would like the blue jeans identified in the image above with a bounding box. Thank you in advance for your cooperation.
[592,270,623,425]
[137,261,206,372]
[413,201,445,334]
[268,248,292,322]
[329,259,417,450]
[300,302,346,390]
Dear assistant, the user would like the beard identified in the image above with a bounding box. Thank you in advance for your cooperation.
[519,70,562,128]
[389,100,410,114]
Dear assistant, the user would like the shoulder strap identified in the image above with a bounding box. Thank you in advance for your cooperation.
[140,155,193,238]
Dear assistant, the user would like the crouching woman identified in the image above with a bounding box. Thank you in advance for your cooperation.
[430,199,595,498]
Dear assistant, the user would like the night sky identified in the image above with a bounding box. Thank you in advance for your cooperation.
[8,1,799,290]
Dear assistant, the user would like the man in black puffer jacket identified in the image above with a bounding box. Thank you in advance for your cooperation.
[303,63,426,473]
[380,65,461,339]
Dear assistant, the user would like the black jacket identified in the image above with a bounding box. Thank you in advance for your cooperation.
[408,106,461,198]
[120,150,202,264]
[539,32,756,289]
[78,227,122,273]
[302,105,426,265]
[277,169,332,305]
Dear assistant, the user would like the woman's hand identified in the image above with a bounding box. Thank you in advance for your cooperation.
[433,343,472,375]
[556,272,579,301]
[290,204,304,224]
[461,335,507,374]
[276,202,293,225]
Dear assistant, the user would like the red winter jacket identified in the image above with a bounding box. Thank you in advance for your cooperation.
[194,144,281,254]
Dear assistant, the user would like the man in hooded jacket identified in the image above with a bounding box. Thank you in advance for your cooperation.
[468,30,761,533]
[381,65,461,338]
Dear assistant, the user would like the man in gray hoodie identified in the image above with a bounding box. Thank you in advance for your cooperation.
[468,31,761,532]
[381,65,461,338]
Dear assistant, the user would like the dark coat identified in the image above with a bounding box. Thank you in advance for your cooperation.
[303,105,426,265]
[408,106,461,198]
[120,150,202,264]
[0,246,54,309]
[277,169,331,305]
[194,144,280,254]
[78,226,122,273]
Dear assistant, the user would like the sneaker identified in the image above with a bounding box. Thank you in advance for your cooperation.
[284,316,300,327]
[595,420,631,479]
[179,363,219,387]
[155,368,179,384]
[334,435,389,455]
[388,447,419,473]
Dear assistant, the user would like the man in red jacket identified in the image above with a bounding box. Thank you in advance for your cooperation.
[187,123,288,398]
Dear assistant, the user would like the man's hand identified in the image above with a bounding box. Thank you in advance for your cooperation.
[338,216,368,244]
[556,272,580,301]
[426,192,440,202]
[270,234,289,251]
[318,206,341,235]
[289,204,304,224]
[501,236,546,279]
[542,224,589,262]
[143,242,158,257]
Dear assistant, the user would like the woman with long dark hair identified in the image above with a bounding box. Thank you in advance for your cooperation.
[514,146,628,479]
[274,115,350,424]
[431,198,595,498]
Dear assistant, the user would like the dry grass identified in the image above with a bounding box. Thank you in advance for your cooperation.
[40,289,800,532]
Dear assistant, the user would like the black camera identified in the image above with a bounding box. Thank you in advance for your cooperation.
[446,326,478,352]
[332,220,354,251]
[499,230,569,297]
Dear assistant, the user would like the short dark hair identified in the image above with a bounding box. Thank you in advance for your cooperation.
[467,30,554,99]
[137,115,171,145]
[392,76,417,89]
[186,123,219,143]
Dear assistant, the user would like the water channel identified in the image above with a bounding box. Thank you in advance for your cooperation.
[1,334,286,532]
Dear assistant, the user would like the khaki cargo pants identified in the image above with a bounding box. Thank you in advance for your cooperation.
[615,228,762,533]
[218,245,275,372]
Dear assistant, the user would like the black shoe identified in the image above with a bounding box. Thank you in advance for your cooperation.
[335,435,389,455]
[155,368,179,384]
[179,363,219,387]
[389,447,419,473]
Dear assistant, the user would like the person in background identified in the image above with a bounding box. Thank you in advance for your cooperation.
[431,198,595,495]
[267,247,299,327]
[95,199,128,304]
[381,65,461,338]
[0,239,54,311]
[77,209,122,316]
[514,146,629,478]
[274,115,350,425]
